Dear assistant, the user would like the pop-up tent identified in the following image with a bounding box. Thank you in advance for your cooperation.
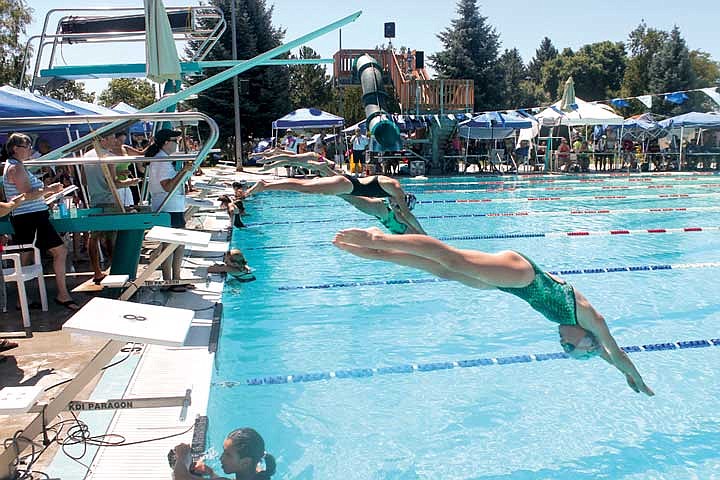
[458,111,533,139]
[535,97,623,126]
[272,108,344,129]
[659,112,720,129]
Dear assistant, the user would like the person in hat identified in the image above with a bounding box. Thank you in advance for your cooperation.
[145,129,196,292]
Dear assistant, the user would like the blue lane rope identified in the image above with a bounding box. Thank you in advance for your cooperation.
[211,338,720,387]
[276,261,720,291]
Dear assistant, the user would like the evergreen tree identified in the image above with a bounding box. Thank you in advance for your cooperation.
[649,26,695,114]
[430,0,502,111]
[621,22,668,97]
[497,48,528,109]
[288,46,333,111]
[184,0,290,144]
[527,37,557,83]
[46,81,95,103]
[98,79,156,109]
[0,0,33,86]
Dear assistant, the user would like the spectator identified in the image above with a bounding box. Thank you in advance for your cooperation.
[313,134,326,158]
[83,134,141,283]
[172,427,276,480]
[557,137,571,170]
[350,128,369,174]
[1,133,77,310]
[146,129,195,292]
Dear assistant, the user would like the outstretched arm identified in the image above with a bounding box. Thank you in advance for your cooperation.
[260,155,337,177]
[575,293,654,396]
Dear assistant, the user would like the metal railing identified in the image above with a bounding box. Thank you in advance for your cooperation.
[0,111,219,213]
[20,6,226,90]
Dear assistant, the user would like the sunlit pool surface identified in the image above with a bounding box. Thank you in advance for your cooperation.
[207,172,720,479]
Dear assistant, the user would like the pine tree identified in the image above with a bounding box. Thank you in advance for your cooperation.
[429,0,502,111]
[0,0,33,86]
[527,37,557,83]
[184,0,290,144]
[621,22,668,97]
[288,46,333,111]
[649,26,695,114]
[497,48,528,109]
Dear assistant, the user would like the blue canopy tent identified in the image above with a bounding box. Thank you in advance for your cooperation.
[622,113,667,141]
[457,111,534,171]
[0,86,89,148]
[658,112,720,171]
[272,107,345,153]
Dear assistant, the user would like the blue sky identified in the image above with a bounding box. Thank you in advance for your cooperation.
[24,0,720,96]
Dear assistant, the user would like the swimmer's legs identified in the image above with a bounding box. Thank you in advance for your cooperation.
[334,228,533,288]
[333,240,492,289]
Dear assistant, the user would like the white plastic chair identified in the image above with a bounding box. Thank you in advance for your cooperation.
[1,243,48,336]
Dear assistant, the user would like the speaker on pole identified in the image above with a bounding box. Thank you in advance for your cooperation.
[415,50,424,69]
[384,22,395,39]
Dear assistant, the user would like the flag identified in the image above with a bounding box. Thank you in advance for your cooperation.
[665,92,689,104]
[611,98,630,108]
[637,95,652,108]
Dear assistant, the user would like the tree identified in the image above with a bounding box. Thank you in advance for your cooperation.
[98,78,156,109]
[46,80,96,103]
[288,46,334,111]
[430,0,502,111]
[527,37,557,83]
[621,22,668,97]
[555,42,626,101]
[649,26,695,115]
[689,50,720,87]
[0,0,33,86]
[497,48,528,109]
[184,0,290,146]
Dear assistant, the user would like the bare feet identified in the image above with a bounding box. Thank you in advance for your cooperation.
[334,227,385,247]
[245,180,268,197]
[332,240,384,260]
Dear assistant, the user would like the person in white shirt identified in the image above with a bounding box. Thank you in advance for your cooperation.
[145,129,195,292]
[350,128,369,173]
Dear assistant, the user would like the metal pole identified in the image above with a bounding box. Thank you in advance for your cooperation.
[230,0,243,171]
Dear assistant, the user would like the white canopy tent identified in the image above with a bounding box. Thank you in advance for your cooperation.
[535,97,624,127]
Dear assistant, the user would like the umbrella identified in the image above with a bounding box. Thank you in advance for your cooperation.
[144,0,181,84]
[560,77,577,112]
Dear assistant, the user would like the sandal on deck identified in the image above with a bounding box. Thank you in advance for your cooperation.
[0,339,19,352]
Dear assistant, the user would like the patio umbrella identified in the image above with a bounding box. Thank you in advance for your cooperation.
[560,77,577,112]
[144,0,181,84]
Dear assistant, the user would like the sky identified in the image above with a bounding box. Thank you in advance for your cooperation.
[23,0,720,97]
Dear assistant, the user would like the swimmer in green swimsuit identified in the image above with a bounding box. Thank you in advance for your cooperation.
[255,153,426,235]
[332,228,654,396]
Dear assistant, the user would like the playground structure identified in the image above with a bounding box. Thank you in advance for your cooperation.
[334,48,474,173]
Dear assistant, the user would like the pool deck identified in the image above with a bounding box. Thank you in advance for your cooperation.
[0,164,265,479]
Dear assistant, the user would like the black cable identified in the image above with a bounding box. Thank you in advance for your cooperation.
[43,346,135,392]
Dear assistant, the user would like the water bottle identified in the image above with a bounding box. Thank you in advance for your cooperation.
[69,202,78,218]
[58,200,69,218]
[51,204,60,219]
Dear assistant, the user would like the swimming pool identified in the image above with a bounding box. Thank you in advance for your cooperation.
[208,173,720,479]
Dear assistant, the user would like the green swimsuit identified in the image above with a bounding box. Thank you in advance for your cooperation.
[377,204,408,234]
[497,252,578,325]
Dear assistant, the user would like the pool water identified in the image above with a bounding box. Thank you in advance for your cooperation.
[207,173,720,479]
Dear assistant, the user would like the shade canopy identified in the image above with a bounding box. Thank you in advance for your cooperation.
[659,112,720,129]
[457,111,533,140]
[622,113,668,140]
[272,108,344,129]
[536,97,623,126]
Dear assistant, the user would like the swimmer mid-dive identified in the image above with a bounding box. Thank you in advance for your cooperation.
[250,152,426,235]
[333,227,654,396]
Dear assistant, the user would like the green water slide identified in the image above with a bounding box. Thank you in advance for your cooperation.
[355,54,401,151]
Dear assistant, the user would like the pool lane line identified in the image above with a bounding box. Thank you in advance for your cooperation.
[249,192,720,212]
[404,173,720,187]
[243,206,720,228]
[419,183,720,195]
[243,225,720,251]
[276,261,720,291]
[210,338,720,387]
[417,192,720,205]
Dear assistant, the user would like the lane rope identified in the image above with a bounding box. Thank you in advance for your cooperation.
[418,183,720,195]
[212,338,720,387]
[277,261,720,291]
[243,224,720,251]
